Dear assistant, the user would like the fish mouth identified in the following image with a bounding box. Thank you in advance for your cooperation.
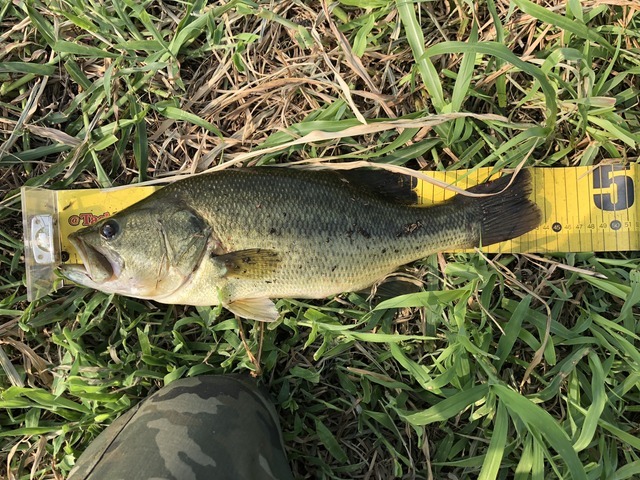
[66,234,122,284]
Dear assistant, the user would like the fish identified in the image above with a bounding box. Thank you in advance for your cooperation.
[61,167,541,321]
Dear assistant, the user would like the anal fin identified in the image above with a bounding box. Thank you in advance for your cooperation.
[226,297,279,322]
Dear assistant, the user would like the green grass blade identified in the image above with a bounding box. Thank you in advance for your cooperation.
[478,400,508,480]
[494,385,587,480]
[0,62,56,75]
[374,289,471,310]
[352,13,375,57]
[153,104,222,137]
[486,0,507,107]
[513,0,612,50]
[315,418,349,463]
[131,99,149,181]
[168,0,239,56]
[573,352,606,452]
[495,295,531,371]
[587,115,638,148]
[612,461,640,480]
[395,0,444,110]
[24,3,56,45]
[449,23,477,113]
[514,434,534,480]
[423,42,558,129]
[398,384,489,426]
[53,40,120,58]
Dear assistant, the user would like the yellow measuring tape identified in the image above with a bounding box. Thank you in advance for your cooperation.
[416,164,637,253]
[51,164,638,263]
[21,164,637,301]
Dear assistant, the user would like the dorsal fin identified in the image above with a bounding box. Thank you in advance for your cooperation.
[339,169,418,205]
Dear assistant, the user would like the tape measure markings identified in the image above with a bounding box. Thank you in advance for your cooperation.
[415,165,639,253]
[573,169,582,252]
[51,165,640,260]
[23,165,639,304]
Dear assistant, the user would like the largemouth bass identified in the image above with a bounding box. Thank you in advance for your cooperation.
[61,167,541,321]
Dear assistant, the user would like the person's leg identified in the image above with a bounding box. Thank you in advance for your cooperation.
[69,374,294,480]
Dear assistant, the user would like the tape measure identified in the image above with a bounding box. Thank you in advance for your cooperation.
[51,164,639,262]
[21,164,638,301]
[414,164,637,253]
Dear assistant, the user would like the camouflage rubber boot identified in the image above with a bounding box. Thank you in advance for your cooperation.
[68,374,294,480]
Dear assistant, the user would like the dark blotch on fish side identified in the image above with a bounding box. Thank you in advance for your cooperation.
[358,227,371,239]
[396,221,423,237]
[347,225,371,239]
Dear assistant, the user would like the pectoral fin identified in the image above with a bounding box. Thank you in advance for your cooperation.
[225,297,279,322]
[213,249,281,279]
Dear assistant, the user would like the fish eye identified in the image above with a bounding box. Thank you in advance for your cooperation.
[100,220,120,240]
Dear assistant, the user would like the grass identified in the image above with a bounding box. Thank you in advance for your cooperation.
[1,0,639,478]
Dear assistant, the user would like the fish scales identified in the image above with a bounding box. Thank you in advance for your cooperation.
[163,168,476,300]
[62,167,541,321]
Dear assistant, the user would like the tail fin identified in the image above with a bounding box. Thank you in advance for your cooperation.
[457,170,542,246]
